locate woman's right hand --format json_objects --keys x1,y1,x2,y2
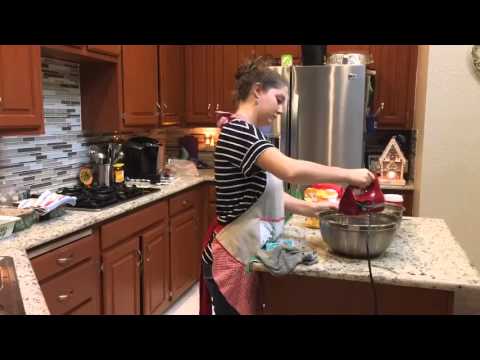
[{"x1": 346, "y1": 168, "x2": 375, "y2": 188}]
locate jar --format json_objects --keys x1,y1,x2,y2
[
  {"x1": 113, "y1": 163, "x2": 125, "y2": 184},
  {"x1": 384, "y1": 194, "x2": 404, "y2": 207}
]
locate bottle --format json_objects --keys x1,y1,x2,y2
[{"x1": 113, "y1": 163, "x2": 125, "y2": 184}]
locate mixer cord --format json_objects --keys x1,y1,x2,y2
[{"x1": 365, "y1": 235, "x2": 379, "y2": 315}]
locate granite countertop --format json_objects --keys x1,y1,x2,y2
[
  {"x1": 253, "y1": 214, "x2": 480, "y2": 314},
  {"x1": 0, "y1": 169, "x2": 215, "y2": 315},
  {"x1": 0, "y1": 168, "x2": 474, "y2": 314}
]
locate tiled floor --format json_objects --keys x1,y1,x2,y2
[{"x1": 163, "y1": 282, "x2": 200, "y2": 315}]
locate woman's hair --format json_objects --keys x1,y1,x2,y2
[{"x1": 233, "y1": 56, "x2": 289, "y2": 103}]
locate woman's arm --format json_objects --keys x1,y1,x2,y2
[
  {"x1": 257, "y1": 147, "x2": 374, "y2": 188},
  {"x1": 284, "y1": 192, "x2": 337, "y2": 217}
]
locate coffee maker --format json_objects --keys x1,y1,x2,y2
[{"x1": 124, "y1": 137, "x2": 164, "y2": 182}]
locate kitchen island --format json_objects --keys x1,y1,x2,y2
[
  {"x1": 1, "y1": 169, "x2": 479, "y2": 315},
  {"x1": 253, "y1": 215, "x2": 480, "y2": 315}
]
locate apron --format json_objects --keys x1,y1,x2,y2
[{"x1": 211, "y1": 172, "x2": 285, "y2": 315}]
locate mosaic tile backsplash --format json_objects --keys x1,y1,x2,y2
[{"x1": 0, "y1": 58, "x2": 89, "y2": 199}]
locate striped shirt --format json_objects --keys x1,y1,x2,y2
[{"x1": 201, "y1": 119, "x2": 275, "y2": 264}]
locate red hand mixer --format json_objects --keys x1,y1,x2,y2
[{"x1": 338, "y1": 177, "x2": 385, "y2": 216}]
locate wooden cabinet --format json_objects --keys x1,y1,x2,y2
[
  {"x1": 87, "y1": 45, "x2": 121, "y2": 57},
  {"x1": 142, "y1": 219, "x2": 170, "y2": 315},
  {"x1": 185, "y1": 45, "x2": 216, "y2": 125},
  {"x1": 207, "y1": 183, "x2": 216, "y2": 226},
  {"x1": 170, "y1": 207, "x2": 199, "y2": 301},
  {"x1": 158, "y1": 45, "x2": 185, "y2": 126},
  {"x1": 30, "y1": 230, "x2": 101, "y2": 315},
  {"x1": 0, "y1": 45, "x2": 44, "y2": 135},
  {"x1": 121, "y1": 45, "x2": 159, "y2": 128},
  {"x1": 327, "y1": 45, "x2": 372, "y2": 55},
  {"x1": 102, "y1": 236, "x2": 141, "y2": 315},
  {"x1": 185, "y1": 45, "x2": 269, "y2": 125},
  {"x1": 372, "y1": 45, "x2": 417, "y2": 128}
]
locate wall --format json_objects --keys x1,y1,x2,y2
[
  {"x1": 414, "y1": 45, "x2": 480, "y2": 269},
  {"x1": 0, "y1": 58, "x2": 89, "y2": 201}
]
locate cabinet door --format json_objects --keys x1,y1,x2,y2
[
  {"x1": 121, "y1": 45, "x2": 159, "y2": 127},
  {"x1": 215, "y1": 45, "x2": 265, "y2": 114},
  {"x1": 142, "y1": 219, "x2": 170, "y2": 315},
  {"x1": 373, "y1": 45, "x2": 417, "y2": 128},
  {"x1": 102, "y1": 236, "x2": 141, "y2": 315},
  {"x1": 0, "y1": 45, "x2": 43, "y2": 133},
  {"x1": 87, "y1": 45, "x2": 121, "y2": 57},
  {"x1": 170, "y1": 208, "x2": 200, "y2": 300},
  {"x1": 158, "y1": 45, "x2": 185, "y2": 126},
  {"x1": 185, "y1": 45, "x2": 215, "y2": 124}
]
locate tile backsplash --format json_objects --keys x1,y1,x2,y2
[{"x1": 0, "y1": 57, "x2": 89, "y2": 199}]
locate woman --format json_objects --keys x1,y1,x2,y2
[{"x1": 200, "y1": 57, "x2": 374, "y2": 315}]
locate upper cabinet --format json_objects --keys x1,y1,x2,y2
[
  {"x1": 371, "y1": 45, "x2": 418, "y2": 129},
  {"x1": 184, "y1": 45, "x2": 268, "y2": 126},
  {"x1": 0, "y1": 45, "x2": 44, "y2": 135},
  {"x1": 158, "y1": 45, "x2": 185, "y2": 126},
  {"x1": 121, "y1": 45, "x2": 159, "y2": 128},
  {"x1": 87, "y1": 45, "x2": 121, "y2": 57},
  {"x1": 185, "y1": 45, "x2": 216, "y2": 125}
]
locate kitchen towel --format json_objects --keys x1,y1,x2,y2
[{"x1": 247, "y1": 242, "x2": 318, "y2": 276}]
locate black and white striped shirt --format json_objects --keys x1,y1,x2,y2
[{"x1": 201, "y1": 119, "x2": 274, "y2": 264}]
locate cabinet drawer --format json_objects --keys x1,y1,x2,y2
[
  {"x1": 31, "y1": 231, "x2": 99, "y2": 283},
  {"x1": 101, "y1": 200, "x2": 168, "y2": 250},
  {"x1": 169, "y1": 189, "x2": 198, "y2": 216},
  {"x1": 40, "y1": 259, "x2": 100, "y2": 315},
  {"x1": 66, "y1": 298, "x2": 97, "y2": 315},
  {"x1": 208, "y1": 185, "x2": 216, "y2": 203}
]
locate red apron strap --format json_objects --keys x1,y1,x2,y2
[{"x1": 199, "y1": 218, "x2": 220, "y2": 315}]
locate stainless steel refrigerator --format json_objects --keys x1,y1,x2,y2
[{"x1": 264, "y1": 65, "x2": 368, "y2": 172}]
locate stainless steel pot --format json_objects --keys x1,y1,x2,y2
[
  {"x1": 319, "y1": 212, "x2": 399, "y2": 258},
  {"x1": 328, "y1": 53, "x2": 373, "y2": 65}
]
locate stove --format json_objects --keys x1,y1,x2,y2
[
  {"x1": 57, "y1": 184, "x2": 161, "y2": 211},
  {"x1": 0, "y1": 257, "x2": 25, "y2": 315}
]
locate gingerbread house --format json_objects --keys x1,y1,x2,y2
[{"x1": 378, "y1": 137, "x2": 407, "y2": 186}]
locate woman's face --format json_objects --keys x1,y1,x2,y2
[{"x1": 256, "y1": 86, "x2": 288, "y2": 127}]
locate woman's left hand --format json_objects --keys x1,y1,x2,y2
[{"x1": 303, "y1": 200, "x2": 338, "y2": 217}]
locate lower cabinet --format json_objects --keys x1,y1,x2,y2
[
  {"x1": 142, "y1": 218, "x2": 170, "y2": 315},
  {"x1": 102, "y1": 236, "x2": 141, "y2": 315},
  {"x1": 30, "y1": 230, "x2": 101, "y2": 315},
  {"x1": 170, "y1": 207, "x2": 199, "y2": 301},
  {"x1": 30, "y1": 185, "x2": 203, "y2": 315}
]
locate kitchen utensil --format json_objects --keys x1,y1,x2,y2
[
  {"x1": 97, "y1": 152, "x2": 105, "y2": 165},
  {"x1": 338, "y1": 177, "x2": 385, "y2": 216},
  {"x1": 97, "y1": 164, "x2": 113, "y2": 187},
  {"x1": 319, "y1": 212, "x2": 399, "y2": 258}
]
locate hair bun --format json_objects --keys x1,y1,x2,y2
[{"x1": 234, "y1": 56, "x2": 272, "y2": 81}]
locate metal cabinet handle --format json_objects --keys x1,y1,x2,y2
[
  {"x1": 0, "y1": 97, "x2": 2, "y2": 104},
  {"x1": 136, "y1": 249, "x2": 143, "y2": 267},
  {"x1": 215, "y1": 104, "x2": 219, "y2": 111},
  {"x1": 373, "y1": 102, "x2": 385, "y2": 117},
  {"x1": 56, "y1": 255, "x2": 73, "y2": 266},
  {"x1": 163, "y1": 103, "x2": 168, "y2": 111},
  {"x1": 57, "y1": 291, "x2": 73, "y2": 303},
  {"x1": 207, "y1": 103, "x2": 211, "y2": 111},
  {"x1": 182, "y1": 200, "x2": 189, "y2": 206},
  {"x1": 156, "y1": 102, "x2": 161, "y2": 110}
]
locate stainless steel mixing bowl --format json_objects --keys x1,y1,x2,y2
[{"x1": 319, "y1": 212, "x2": 400, "y2": 258}]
